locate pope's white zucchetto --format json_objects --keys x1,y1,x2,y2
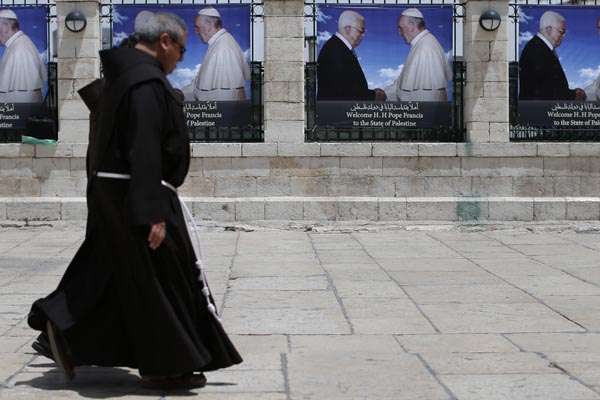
[
  {"x1": 198, "y1": 7, "x2": 221, "y2": 18},
  {"x1": 0, "y1": 9, "x2": 18, "y2": 20},
  {"x1": 402, "y1": 8, "x2": 424, "y2": 19}
]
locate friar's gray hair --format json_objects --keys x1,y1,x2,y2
[
  {"x1": 198, "y1": 14, "x2": 223, "y2": 30},
  {"x1": 539, "y1": 10, "x2": 565, "y2": 32},
  {"x1": 134, "y1": 11, "x2": 187, "y2": 44},
  {"x1": 337, "y1": 10, "x2": 364, "y2": 33}
]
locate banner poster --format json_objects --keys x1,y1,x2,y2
[
  {"x1": 0, "y1": 6, "x2": 49, "y2": 132},
  {"x1": 315, "y1": 5, "x2": 453, "y2": 130},
  {"x1": 518, "y1": 6, "x2": 600, "y2": 128},
  {"x1": 113, "y1": 5, "x2": 252, "y2": 130}
]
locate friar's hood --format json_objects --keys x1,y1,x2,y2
[{"x1": 100, "y1": 47, "x2": 163, "y2": 83}]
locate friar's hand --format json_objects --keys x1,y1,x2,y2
[
  {"x1": 374, "y1": 89, "x2": 387, "y2": 101},
  {"x1": 148, "y1": 221, "x2": 166, "y2": 250},
  {"x1": 575, "y1": 88, "x2": 587, "y2": 101}
]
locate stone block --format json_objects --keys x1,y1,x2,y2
[
  {"x1": 383, "y1": 157, "x2": 460, "y2": 177},
  {"x1": 337, "y1": 198, "x2": 378, "y2": 221},
  {"x1": 187, "y1": 158, "x2": 203, "y2": 177},
  {"x1": 395, "y1": 177, "x2": 426, "y2": 197},
  {"x1": 264, "y1": 61, "x2": 304, "y2": 82},
  {"x1": 489, "y1": 123, "x2": 510, "y2": 143},
  {"x1": 513, "y1": 177, "x2": 554, "y2": 197},
  {"x1": 58, "y1": 58, "x2": 99, "y2": 80},
  {"x1": 458, "y1": 143, "x2": 536, "y2": 157},
  {"x1": 0, "y1": 177, "x2": 40, "y2": 196},
  {"x1": 467, "y1": 61, "x2": 508, "y2": 83},
  {"x1": 58, "y1": 119, "x2": 90, "y2": 143},
  {"x1": 303, "y1": 199, "x2": 337, "y2": 220},
  {"x1": 570, "y1": 143, "x2": 600, "y2": 157},
  {"x1": 264, "y1": 120, "x2": 305, "y2": 143},
  {"x1": 537, "y1": 143, "x2": 570, "y2": 157},
  {"x1": 378, "y1": 199, "x2": 407, "y2": 221},
  {"x1": 464, "y1": 81, "x2": 485, "y2": 99},
  {"x1": 372, "y1": 143, "x2": 418, "y2": 157},
  {"x1": 418, "y1": 143, "x2": 457, "y2": 157},
  {"x1": 465, "y1": 40, "x2": 491, "y2": 62},
  {"x1": 534, "y1": 199, "x2": 566, "y2": 221},
  {"x1": 270, "y1": 157, "x2": 339, "y2": 177},
  {"x1": 340, "y1": 157, "x2": 383, "y2": 176},
  {"x1": 321, "y1": 143, "x2": 372, "y2": 157},
  {"x1": 290, "y1": 177, "x2": 329, "y2": 196},
  {"x1": 456, "y1": 199, "x2": 489, "y2": 222},
  {"x1": 58, "y1": 38, "x2": 100, "y2": 58},
  {"x1": 192, "y1": 143, "x2": 241, "y2": 157},
  {"x1": 203, "y1": 158, "x2": 233, "y2": 177},
  {"x1": 236, "y1": 199, "x2": 266, "y2": 221},
  {"x1": 466, "y1": 125, "x2": 490, "y2": 143},
  {"x1": 471, "y1": 177, "x2": 513, "y2": 196},
  {"x1": 554, "y1": 176, "x2": 581, "y2": 197},
  {"x1": 58, "y1": 99, "x2": 89, "y2": 121},
  {"x1": 0, "y1": 201, "x2": 6, "y2": 219},
  {"x1": 580, "y1": 177, "x2": 600, "y2": 196},
  {"x1": 488, "y1": 198, "x2": 534, "y2": 221},
  {"x1": 69, "y1": 157, "x2": 86, "y2": 178},
  {"x1": 35, "y1": 143, "x2": 73, "y2": 158},
  {"x1": 6, "y1": 200, "x2": 60, "y2": 221},
  {"x1": 462, "y1": 157, "x2": 543, "y2": 177},
  {"x1": 61, "y1": 199, "x2": 87, "y2": 220},
  {"x1": 277, "y1": 143, "x2": 320, "y2": 156},
  {"x1": 256, "y1": 176, "x2": 292, "y2": 196},
  {"x1": 33, "y1": 158, "x2": 71, "y2": 179},
  {"x1": 264, "y1": 16, "x2": 304, "y2": 37},
  {"x1": 566, "y1": 199, "x2": 600, "y2": 220},
  {"x1": 406, "y1": 198, "x2": 458, "y2": 221},
  {"x1": 72, "y1": 143, "x2": 88, "y2": 157},
  {"x1": 231, "y1": 158, "x2": 271, "y2": 177},
  {"x1": 265, "y1": 102, "x2": 304, "y2": 121},
  {"x1": 464, "y1": 18, "x2": 508, "y2": 42},
  {"x1": 40, "y1": 177, "x2": 86, "y2": 196},
  {"x1": 544, "y1": 157, "x2": 599, "y2": 177},
  {"x1": 265, "y1": 0, "x2": 303, "y2": 17},
  {"x1": 193, "y1": 200, "x2": 235, "y2": 221},
  {"x1": 58, "y1": 79, "x2": 76, "y2": 100},
  {"x1": 265, "y1": 199, "x2": 303, "y2": 220},
  {"x1": 0, "y1": 158, "x2": 33, "y2": 178},
  {"x1": 264, "y1": 82, "x2": 291, "y2": 102},
  {"x1": 484, "y1": 82, "x2": 509, "y2": 98},
  {"x1": 214, "y1": 177, "x2": 257, "y2": 197},
  {"x1": 178, "y1": 177, "x2": 215, "y2": 196},
  {"x1": 0, "y1": 144, "x2": 34, "y2": 158},
  {"x1": 465, "y1": 97, "x2": 509, "y2": 123},
  {"x1": 423, "y1": 177, "x2": 472, "y2": 196},
  {"x1": 266, "y1": 38, "x2": 304, "y2": 62},
  {"x1": 328, "y1": 177, "x2": 395, "y2": 197}
]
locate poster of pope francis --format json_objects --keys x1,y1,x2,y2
[
  {"x1": 315, "y1": 5, "x2": 453, "y2": 129},
  {"x1": 0, "y1": 7, "x2": 48, "y2": 104}
]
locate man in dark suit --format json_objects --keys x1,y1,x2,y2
[
  {"x1": 519, "y1": 10, "x2": 586, "y2": 101},
  {"x1": 317, "y1": 10, "x2": 386, "y2": 101}
]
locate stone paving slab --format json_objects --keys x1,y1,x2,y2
[{"x1": 1, "y1": 223, "x2": 600, "y2": 399}]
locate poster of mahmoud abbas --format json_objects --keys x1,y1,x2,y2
[
  {"x1": 112, "y1": 5, "x2": 251, "y2": 129},
  {"x1": 0, "y1": 6, "x2": 48, "y2": 131},
  {"x1": 315, "y1": 5, "x2": 453, "y2": 130},
  {"x1": 518, "y1": 6, "x2": 600, "y2": 128}
]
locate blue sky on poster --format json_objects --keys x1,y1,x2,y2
[
  {"x1": 113, "y1": 5, "x2": 251, "y2": 90},
  {"x1": 519, "y1": 6, "x2": 600, "y2": 90},
  {"x1": 317, "y1": 5, "x2": 453, "y2": 91},
  {"x1": 0, "y1": 6, "x2": 47, "y2": 63}
]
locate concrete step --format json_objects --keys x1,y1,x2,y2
[{"x1": 0, "y1": 196, "x2": 599, "y2": 222}]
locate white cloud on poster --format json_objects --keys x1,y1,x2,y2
[
  {"x1": 573, "y1": 65, "x2": 600, "y2": 89},
  {"x1": 519, "y1": 11, "x2": 534, "y2": 25},
  {"x1": 243, "y1": 48, "x2": 251, "y2": 63},
  {"x1": 316, "y1": 8, "x2": 332, "y2": 24},
  {"x1": 113, "y1": 10, "x2": 129, "y2": 25},
  {"x1": 368, "y1": 64, "x2": 403, "y2": 90},
  {"x1": 317, "y1": 30, "x2": 332, "y2": 45},
  {"x1": 519, "y1": 30, "x2": 533, "y2": 46},
  {"x1": 113, "y1": 31, "x2": 129, "y2": 46},
  {"x1": 169, "y1": 63, "x2": 201, "y2": 89}
]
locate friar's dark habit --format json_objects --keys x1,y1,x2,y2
[{"x1": 28, "y1": 47, "x2": 242, "y2": 376}]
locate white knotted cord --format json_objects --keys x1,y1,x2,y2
[{"x1": 96, "y1": 172, "x2": 221, "y2": 323}]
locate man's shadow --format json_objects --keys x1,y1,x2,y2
[{"x1": 12, "y1": 360, "x2": 236, "y2": 399}]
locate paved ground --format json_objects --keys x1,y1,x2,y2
[{"x1": 2, "y1": 221, "x2": 600, "y2": 399}]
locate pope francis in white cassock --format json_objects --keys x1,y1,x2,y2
[
  {"x1": 385, "y1": 8, "x2": 452, "y2": 102},
  {"x1": 0, "y1": 9, "x2": 46, "y2": 103},
  {"x1": 184, "y1": 7, "x2": 250, "y2": 101}
]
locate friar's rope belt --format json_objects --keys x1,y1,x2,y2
[{"x1": 95, "y1": 171, "x2": 221, "y2": 323}]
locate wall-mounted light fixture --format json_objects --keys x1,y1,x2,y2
[
  {"x1": 65, "y1": 11, "x2": 87, "y2": 33},
  {"x1": 479, "y1": 9, "x2": 501, "y2": 32}
]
